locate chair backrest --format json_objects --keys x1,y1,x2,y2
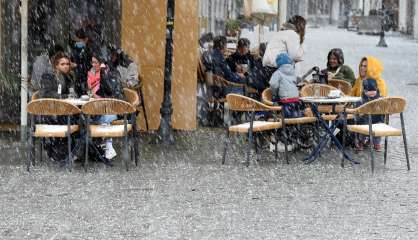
[
  {"x1": 123, "y1": 88, "x2": 139, "y2": 107},
  {"x1": 226, "y1": 93, "x2": 276, "y2": 112},
  {"x1": 328, "y1": 79, "x2": 352, "y2": 96},
  {"x1": 300, "y1": 83, "x2": 339, "y2": 97},
  {"x1": 355, "y1": 97, "x2": 406, "y2": 115},
  {"x1": 81, "y1": 99, "x2": 136, "y2": 115},
  {"x1": 261, "y1": 88, "x2": 274, "y2": 106},
  {"x1": 31, "y1": 91, "x2": 40, "y2": 101},
  {"x1": 27, "y1": 99, "x2": 81, "y2": 116}
]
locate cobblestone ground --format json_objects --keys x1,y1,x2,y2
[{"x1": 1, "y1": 27, "x2": 418, "y2": 239}]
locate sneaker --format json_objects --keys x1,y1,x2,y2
[
  {"x1": 374, "y1": 143, "x2": 382, "y2": 152},
  {"x1": 105, "y1": 146, "x2": 117, "y2": 160},
  {"x1": 354, "y1": 143, "x2": 364, "y2": 152},
  {"x1": 269, "y1": 142, "x2": 293, "y2": 153}
]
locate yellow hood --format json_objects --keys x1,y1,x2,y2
[{"x1": 352, "y1": 56, "x2": 387, "y2": 97}]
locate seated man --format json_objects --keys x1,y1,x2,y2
[
  {"x1": 211, "y1": 36, "x2": 247, "y2": 95},
  {"x1": 226, "y1": 38, "x2": 254, "y2": 74}
]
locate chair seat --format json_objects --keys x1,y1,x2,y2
[
  {"x1": 347, "y1": 123, "x2": 402, "y2": 137},
  {"x1": 284, "y1": 117, "x2": 317, "y2": 125},
  {"x1": 229, "y1": 121, "x2": 281, "y2": 133},
  {"x1": 321, "y1": 114, "x2": 355, "y2": 121},
  {"x1": 34, "y1": 124, "x2": 79, "y2": 137},
  {"x1": 89, "y1": 124, "x2": 133, "y2": 137}
]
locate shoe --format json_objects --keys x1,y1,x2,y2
[
  {"x1": 105, "y1": 146, "x2": 117, "y2": 160},
  {"x1": 374, "y1": 143, "x2": 382, "y2": 152},
  {"x1": 354, "y1": 143, "x2": 364, "y2": 152},
  {"x1": 269, "y1": 142, "x2": 293, "y2": 153}
]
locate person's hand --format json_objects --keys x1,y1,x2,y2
[
  {"x1": 237, "y1": 72, "x2": 245, "y2": 78},
  {"x1": 365, "y1": 91, "x2": 377, "y2": 97},
  {"x1": 100, "y1": 63, "x2": 106, "y2": 69},
  {"x1": 71, "y1": 62, "x2": 77, "y2": 68},
  {"x1": 236, "y1": 64, "x2": 244, "y2": 74}
]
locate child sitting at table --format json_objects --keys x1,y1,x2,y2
[{"x1": 269, "y1": 53, "x2": 304, "y2": 118}]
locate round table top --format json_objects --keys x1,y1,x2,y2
[{"x1": 300, "y1": 96, "x2": 362, "y2": 104}]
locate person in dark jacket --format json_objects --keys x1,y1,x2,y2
[
  {"x1": 226, "y1": 38, "x2": 255, "y2": 73},
  {"x1": 38, "y1": 53, "x2": 77, "y2": 162},
  {"x1": 211, "y1": 36, "x2": 246, "y2": 95},
  {"x1": 325, "y1": 48, "x2": 356, "y2": 85},
  {"x1": 87, "y1": 50, "x2": 124, "y2": 160},
  {"x1": 39, "y1": 52, "x2": 75, "y2": 99},
  {"x1": 70, "y1": 28, "x2": 92, "y2": 96}
]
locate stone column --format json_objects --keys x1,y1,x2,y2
[
  {"x1": 330, "y1": 0, "x2": 341, "y2": 24},
  {"x1": 414, "y1": 0, "x2": 418, "y2": 39},
  {"x1": 0, "y1": 0, "x2": 3, "y2": 72},
  {"x1": 278, "y1": 0, "x2": 288, "y2": 27},
  {"x1": 398, "y1": 0, "x2": 407, "y2": 32}
]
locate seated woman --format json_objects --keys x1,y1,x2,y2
[
  {"x1": 39, "y1": 52, "x2": 77, "y2": 162},
  {"x1": 87, "y1": 51, "x2": 124, "y2": 160},
  {"x1": 352, "y1": 56, "x2": 387, "y2": 152},
  {"x1": 325, "y1": 48, "x2": 356, "y2": 85}
]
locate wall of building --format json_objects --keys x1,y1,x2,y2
[
  {"x1": 414, "y1": 0, "x2": 418, "y2": 38},
  {"x1": 122, "y1": 0, "x2": 198, "y2": 131}
]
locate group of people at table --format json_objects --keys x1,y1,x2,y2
[
  {"x1": 30, "y1": 28, "x2": 140, "y2": 163},
  {"x1": 203, "y1": 15, "x2": 387, "y2": 153}
]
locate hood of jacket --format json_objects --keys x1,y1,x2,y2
[{"x1": 352, "y1": 56, "x2": 387, "y2": 97}]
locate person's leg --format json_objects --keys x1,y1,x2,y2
[{"x1": 98, "y1": 115, "x2": 118, "y2": 159}]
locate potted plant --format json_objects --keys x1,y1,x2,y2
[{"x1": 225, "y1": 19, "x2": 241, "y2": 37}]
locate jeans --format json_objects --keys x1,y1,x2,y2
[{"x1": 97, "y1": 115, "x2": 118, "y2": 125}]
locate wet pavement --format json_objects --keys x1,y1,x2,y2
[{"x1": 1, "y1": 27, "x2": 418, "y2": 239}]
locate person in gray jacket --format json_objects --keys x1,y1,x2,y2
[
  {"x1": 109, "y1": 46, "x2": 139, "y2": 88},
  {"x1": 269, "y1": 53, "x2": 303, "y2": 118}
]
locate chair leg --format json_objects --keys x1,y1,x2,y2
[
  {"x1": 84, "y1": 116, "x2": 90, "y2": 172},
  {"x1": 274, "y1": 132, "x2": 278, "y2": 161},
  {"x1": 221, "y1": 129, "x2": 229, "y2": 165},
  {"x1": 123, "y1": 116, "x2": 129, "y2": 171},
  {"x1": 341, "y1": 112, "x2": 347, "y2": 168},
  {"x1": 400, "y1": 113, "x2": 410, "y2": 170},
  {"x1": 139, "y1": 87, "x2": 149, "y2": 131},
  {"x1": 383, "y1": 136, "x2": 388, "y2": 166},
  {"x1": 38, "y1": 138, "x2": 43, "y2": 163},
  {"x1": 368, "y1": 116, "x2": 375, "y2": 173},
  {"x1": 27, "y1": 135, "x2": 33, "y2": 172},
  {"x1": 246, "y1": 112, "x2": 255, "y2": 167},
  {"x1": 67, "y1": 117, "x2": 72, "y2": 171}
]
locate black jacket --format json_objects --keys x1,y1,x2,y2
[
  {"x1": 226, "y1": 51, "x2": 255, "y2": 73},
  {"x1": 71, "y1": 46, "x2": 92, "y2": 95},
  {"x1": 94, "y1": 67, "x2": 124, "y2": 100},
  {"x1": 211, "y1": 49, "x2": 245, "y2": 84},
  {"x1": 39, "y1": 72, "x2": 73, "y2": 99}
]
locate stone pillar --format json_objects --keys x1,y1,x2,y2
[
  {"x1": 278, "y1": 0, "x2": 288, "y2": 27},
  {"x1": 364, "y1": 0, "x2": 371, "y2": 16},
  {"x1": 414, "y1": 0, "x2": 418, "y2": 39},
  {"x1": 330, "y1": 0, "x2": 341, "y2": 24},
  {"x1": 0, "y1": 0, "x2": 3, "y2": 72},
  {"x1": 398, "y1": 0, "x2": 408, "y2": 33}
]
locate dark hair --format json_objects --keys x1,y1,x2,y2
[
  {"x1": 199, "y1": 32, "x2": 214, "y2": 47},
  {"x1": 213, "y1": 36, "x2": 227, "y2": 50},
  {"x1": 259, "y1": 43, "x2": 267, "y2": 57},
  {"x1": 327, "y1": 48, "x2": 344, "y2": 69},
  {"x1": 75, "y1": 28, "x2": 87, "y2": 39},
  {"x1": 237, "y1": 38, "x2": 250, "y2": 48},
  {"x1": 52, "y1": 52, "x2": 70, "y2": 69},
  {"x1": 48, "y1": 44, "x2": 64, "y2": 59},
  {"x1": 288, "y1": 15, "x2": 306, "y2": 44}
]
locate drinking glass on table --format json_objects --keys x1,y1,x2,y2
[{"x1": 68, "y1": 87, "x2": 76, "y2": 99}]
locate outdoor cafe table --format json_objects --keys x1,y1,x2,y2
[{"x1": 300, "y1": 96, "x2": 362, "y2": 165}]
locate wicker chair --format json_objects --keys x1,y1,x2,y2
[
  {"x1": 346, "y1": 97, "x2": 410, "y2": 172},
  {"x1": 328, "y1": 79, "x2": 352, "y2": 96},
  {"x1": 222, "y1": 94, "x2": 282, "y2": 166},
  {"x1": 261, "y1": 88, "x2": 317, "y2": 162},
  {"x1": 27, "y1": 99, "x2": 81, "y2": 171},
  {"x1": 31, "y1": 91, "x2": 40, "y2": 101},
  {"x1": 81, "y1": 99, "x2": 137, "y2": 171}
]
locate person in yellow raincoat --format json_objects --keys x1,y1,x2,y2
[{"x1": 352, "y1": 56, "x2": 387, "y2": 152}]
